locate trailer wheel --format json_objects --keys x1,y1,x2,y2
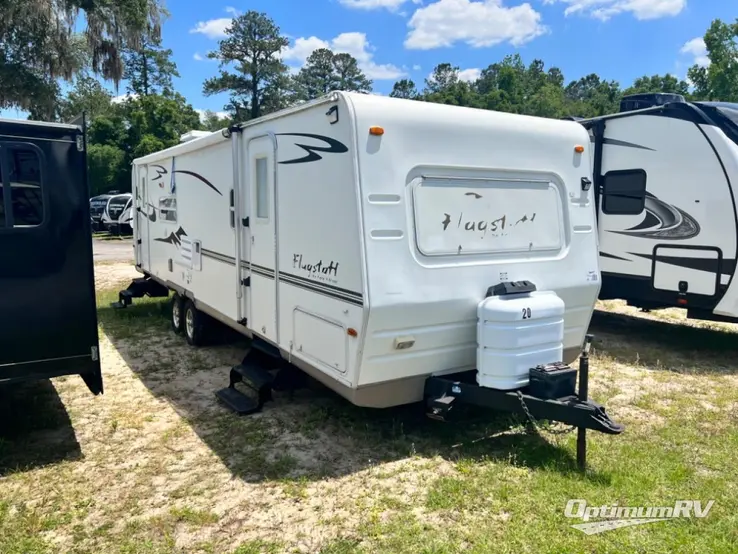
[
  {"x1": 170, "y1": 293, "x2": 184, "y2": 334},
  {"x1": 183, "y1": 299, "x2": 206, "y2": 347}
]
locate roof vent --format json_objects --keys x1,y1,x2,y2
[{"x1": 180, "y1": 130, "x2": 212, "y2": 143}]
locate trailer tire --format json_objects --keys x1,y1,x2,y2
[
  {"x1": 170, "y1": 293, "x2": 184, "y2": 335},
  {"x1": 183, "y1": 299, "x2": 206, "y2": 347}
]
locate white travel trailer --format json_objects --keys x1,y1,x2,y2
[
  {"x1": 115, "y1": 92, "x2": 622, "y2": 453},
  {"x1": 580, "y1": 95, "x2": 738, "y2": 322}
]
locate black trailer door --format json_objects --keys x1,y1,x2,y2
[{"x1": 0, "y1": 121, "x2": 102, "y2": 394}]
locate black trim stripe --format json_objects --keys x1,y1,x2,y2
[
  {"x1": 200, "y1": 249, "x2": 363, "y2": 306},
  {"x1": 201, "y1": 248, "x2": 236, "y2": 266},
  {"x1": 251, "y1": 263, "x2": 276, "y2": 279},
  {"x1": 279, "y1": 272, "x2": 363, "y2": 306}
]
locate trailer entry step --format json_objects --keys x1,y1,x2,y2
[
  {"x1": 214, "y1": 387, "x2": 262, "y2": 415},
  {"x1": 233, "y1": 363, "x2": 275, "y2": 392}
]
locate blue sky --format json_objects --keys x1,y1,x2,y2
[{"x1": 2, "y1": 0, "x2": 733, "y2": 120}]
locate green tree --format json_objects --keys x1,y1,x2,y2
[
  {"x1": 87, "y1": 143, "x2": 127, "y2": 196},
  {"x1": 390, "y1": 79, "x2": 418, "y2": 99},
  {"x1": 0, "y1": 0, "x2": 165, "y2": 117},
  {"x1": 56, "y1": 75, "x2": 113, "y2": 123},
  {"x1": 294, "y1": 48, "x2": 372, "y2": 100},
  {"x1": 203, "y1": 11, "x2": 290, "y2": 120},
  {"x1": 123, "y1": 36, "x2": 179, "y2": 97},
  {"x1": 475, "y1": 55, "x2": 528, "y2": 113},
  {"x1": 688, "y1": 19, "x2": 738, "y2": 101},
  {"x1": 294, "y1": 48, "x2": 336, "y2": 99},
  {"x1": 333, "y1": 53, "x2": 371, "y2": 93},
  {"x1": 201, "y1": 110, "x2": 232, "y2": 132},
  {"x1": 623, "y1": 74, "x2": 690, "y2": 97},
  {"x1": 424, "y1": 63, "x2": 459, "y2": 95},
  {"x1": 564, "y1": 74, "x2": 621, "y2": 117}
]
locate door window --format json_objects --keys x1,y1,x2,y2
[
  {"x1": 255, "y1": 157, "x2": 269, "y2": 219},
  {"x1": 0, "y1": 146, "x2": 44, "y2": 228}
]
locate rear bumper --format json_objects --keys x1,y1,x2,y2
[{"x1": 0, "y1": 355, "x2": 103, "y2": 395}]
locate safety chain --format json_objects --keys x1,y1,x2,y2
[{"x1": 515, "y1": 390, "x2": 577, "y2": 436}]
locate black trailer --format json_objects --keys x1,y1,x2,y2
[{"x1": 0, "y1": 117, "x2": 102, "y2": 394}]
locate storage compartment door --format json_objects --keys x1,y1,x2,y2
[
  {"x1": 293, "y1": 309, "x2": 347, "y2": 374},
  {"x1": 652, "y1": 246, "x2": 720, "y2": 297}
]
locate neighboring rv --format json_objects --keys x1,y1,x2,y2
[
  {"x1": 0, "y1": 116, "x2": 103, "y2": 395},
  {"x1": 580, "y1": 94, "x2": 738, "y2": 322},
  {"x1": 114, "y1": 92, "x2": 623, "y2": 448},
  {"x1": 90, "y1": 193, "x2": 113, "y2": 232},
  {"x1": 102, "y1": 192, "x2": 133, "y2": 235}
]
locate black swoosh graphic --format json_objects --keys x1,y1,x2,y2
[
  {"x1": 151, "y1": 164, "x2": 167, "y2": 181},
  {"x1": 154, "y1": 226, "x2": 187, "y2": 246},
  {"x1": 276, "y1": 133, "x2": 348, "y2": 165},
  {"x1": 611, "y1": 194, "x2": 700, "y2": 240},
  {"x1": 601, "y1": 252, "x2": 631, "y2": 261},
  {"x1": 173, "y1": 170, "x2": 222, "y2": 196}
]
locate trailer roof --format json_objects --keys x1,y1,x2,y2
[
  {"x1": 0, "y1": 117, "x2": 80, "y2": 131},
  {"x1": 134, "y1": 91, "x2": 589, "y2": 164}
]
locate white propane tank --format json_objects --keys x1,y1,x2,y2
[{"x1": 477, "y1": 290, "x2": 565, "y2": 390}]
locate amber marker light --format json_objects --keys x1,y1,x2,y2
[
  {"x1": 369, "y1": 126, "x2": 384, "y2": 136},
  {"x1": 347, "y1": 328, "x2": 358, "y2": 337},
  {"x1": 574, "y1": 145, "x2": 585, "y2": 153}
]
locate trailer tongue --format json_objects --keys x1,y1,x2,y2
[{"x1": 425, "y1": 333, "x2": 623, "y2": 471}]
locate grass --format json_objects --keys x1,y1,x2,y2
[{"x1": 1, "y1": 279, "x2": 738, "y2": 552}]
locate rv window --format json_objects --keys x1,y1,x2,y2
[
  {"x1": 159, "y1": 196, "x2": 177, "y2": 222},
  {"x1": 7, "y1": 148, "x2": 44, "y2": 227},
  {"x1": 601, "y1": 169, "x2": 647, "y2": 215},
  {"x1": 256, "y1": 157, "x2": 268, "y2": 219}
]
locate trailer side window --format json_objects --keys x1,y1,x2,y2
[
  {"x1": 256, "y1": 157, "x2": 268, "y2": 219},
  {"x1": 6, "y1": 148, "x2": 44, "y2": 228},
  {"x1": 159, "y1": 196, "x2": 177, "y2": 222},
  {"x1": 601, "y1": 169, "x2": 647, "y2": 215}
]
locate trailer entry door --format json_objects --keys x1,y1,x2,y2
[{"x1": 245, "y1": 136, "x2": 278, "y2": 342}]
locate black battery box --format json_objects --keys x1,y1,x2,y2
[{"x1": 528, "y1": 362, "x2": 577, "y2": 400}]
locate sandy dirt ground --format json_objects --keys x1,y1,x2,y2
[{"x1": 1, "y1": 257, "x2": 737, "y2": 553}]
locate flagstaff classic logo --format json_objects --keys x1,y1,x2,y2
[{"x1": 564, "y1": 499, "x2": 715, "y2": 535}]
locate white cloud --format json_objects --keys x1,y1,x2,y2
[
  {"x1": 112, "y1": 93, "x2": 138, "y2": 104},
  {"x1": 338, "y1": 0, "x2": 421, "y2": 10},
  {"x1": 281, "y1": 32, "x2": 406, "y2": 80},
  {"x1": 543, "y1": 0, "x2": 685, "y2": 21},
  {"x1": 190, "y1": 17, "x2": 232, "y2": 38},
  {"x1": 405, "y1": 0, "x2": 547, "y2": 50},
  {"x1": 458, "y1": 68, "x2": 481, "y2": 82},
  {"x1": 189, "y1": 7, "x2": 237, "y2": 39},
  {"x1": 412, "y1": 64, "x2": 422, "y2": 71},
  {"x1": 193, "y1": 52, "x2": 204, "y2": 61},
  {"x1": 680, "y1": 37, "x2": 709, "y2": 67}
]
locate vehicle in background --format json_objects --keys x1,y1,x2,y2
[
  {"x1": 579, "y1": 93, "x2": 738, "y2": 323},
  {"x1": 102, "y1": 192, "x2": 133, "y2": 236},
  {"x1": 90, "y1": 192, "x2": 115, "y2": 232}
]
